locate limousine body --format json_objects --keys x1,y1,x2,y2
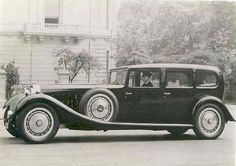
[{"x1": 3, "y1": 64, "x2": 235, "y2": 143}]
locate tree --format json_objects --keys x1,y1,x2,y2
[
  {"x1": 116, "y1": 0, "x2": 236, "y2": 73},
  {"x1": 1, "y1": 60, "x2": 20, "y2": 99},
  {"x1": 116, "y1": 0, "x2": 155, "y2": 66},
  {"x1": 54, "y1": 48, "x2": 99, "y2": 83}
]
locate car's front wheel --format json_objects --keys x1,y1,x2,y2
[
  {"x1": 193, "y1": 103, "x2": 225, "y2": 139},
  {"x1": 16, "y1": 103, "x2": 59, "y2": 144}
]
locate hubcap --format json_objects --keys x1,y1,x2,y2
[
  {"x1": 199, "y1": 107, "x2": 221, "y2": 136},
  {"x1": 86, "y1": 94, "x2": 114, "y2": 121},
  {"x1": 97, "y1": 105, "x2": 104, "y2": 112},
  {"x1": 24, "y1": 107, "x2": 54, "y2": 141}
]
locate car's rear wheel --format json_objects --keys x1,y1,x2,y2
[
  {"x1": 193, "y1": 103, "x2": 225, "y2": 139},
  {"x1": 16, "y1": 103, "x2": 59, "y2": 144},
  {"x1": 79, "y1": 88, "x2": 119, "y2": 122},
  {"x1": 167, "y1": 128, "x2": 188, "y2": 136}
]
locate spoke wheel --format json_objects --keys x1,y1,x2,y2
[
  {"x1": 16, "y1": 103, "x2": 59, "y2": 144},
  {"x1": 193, "y1": 104, "x2": 225, "y2": 139}
]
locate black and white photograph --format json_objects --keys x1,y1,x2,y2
[{"x1": 0, "y1": 0, "x2": 236, "y2": 165}]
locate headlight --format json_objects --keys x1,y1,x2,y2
[
  {"x1": 6, "y1": 109, "x2": 13, "y2": 119},
  {"x1": 4, "y1": 108, "x2": 13, "y2": 129},
  {"x1": 24, "y1": 83, "x2": 41, "y2": 96}
]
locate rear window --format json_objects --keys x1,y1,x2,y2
[{"x1": 196, "y1": 70, "x2": 217, "y2": 87}]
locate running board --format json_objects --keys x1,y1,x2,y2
[
  {"x1": 106, "y1": 122, "x2": 193, "y2": 127},
  {"x1": 68, "y1": 121, "x2": 194, "y2": 130},
  {"x1": 63, "y1": 122, "x2": 193, "y2": 130}
]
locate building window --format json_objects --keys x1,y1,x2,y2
[
  {"x1": 45, "y1": 0, "x2": 60, "y2": 24},
  {"x1": 92, "y1": 0, "x2": 108, "y2": 28},
  {"x1": 45, "y1": 18, "x2": 59, "y2": 24}
]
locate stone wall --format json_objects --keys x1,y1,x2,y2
[
  {"x1": 0, "y1": 69, "x2": 6, "y2": 107},
  {"x1": 0, "y1": 35, "x2": 112, "y2": 85}
]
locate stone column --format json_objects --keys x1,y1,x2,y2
[
  {"x1": 0, "y1": 69, "x2": 6, "y2": 107},
  {"x1": 57, "y1": 70, "x2": 70, "y2": 84}
]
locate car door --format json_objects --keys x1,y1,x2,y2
[
  {"x1": 124, "y1": 68, "x2": 165, "y2": 123},
  {"x1": 162, "y1": 68, "x2": 194, "y2": 123}
]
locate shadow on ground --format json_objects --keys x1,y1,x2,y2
[
  {"x1": 1, "y1": 133, "x2": 201, "y2": 144},
  {"x1": 52, "y1": 134, "x2": 199, "y2": 144}
]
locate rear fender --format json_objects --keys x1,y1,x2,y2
[{"x1": 192, "y1": 96, "x2": 235, "y2": 122}]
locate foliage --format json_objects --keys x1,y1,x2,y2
[
  {"x1": 154, "y1": 49, "x2": 218, "y2": 65},
  {"x1": 116, "y1": 52, "x2": 153, "y2": 66},
  {"x1": 225, "y1": 53, "x2": 236, "y2": 102},
  {"x1": 1, "y1": 60, "x2": 20, "y2": 99},
  {"x1": 116, "y1": 1, "x2": 236, "y2": 77},
  {"x1": 53, "y1": 48, "x2": 99, "y2": 83},
  {"x1": 116, "y1": 1, "x2": 155, "y2": 66}
]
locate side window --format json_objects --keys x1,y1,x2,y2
[
  {"x1": 128, "y1": 70, "x2": 161, "y2": 88},
  {"x1": 128, "y1": 71, "x2": 138, "y2": 87},
  {"x1": 196, "y1": 70, "x2": 217, "y2": 87},
  {"x1": 110, "y1": 70, "x2": 127, "y2": 85},
  {"x1": 166, "y1": 70, "x2": 193, "y2": 88}
]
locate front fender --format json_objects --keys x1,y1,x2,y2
[
  {"x1": 192, "y1": 96, "x2": 235, "y2": 122},
  {"x1": 13, "y1": 93, "x2": 120, "y2": 129},
  {"x1": 16, "y1": 93, "x2": 63, "y2": 112},
  {"x1": 4, "y1": 94, "x2": 25, "y2": 114}
]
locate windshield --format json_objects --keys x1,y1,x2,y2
[{"x1": 109, "y1": 69, "x2": 127, "y2": 85}]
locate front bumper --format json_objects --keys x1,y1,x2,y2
[
  {"x1": 2, "y1": 94, "x2": 26, "y2": 129},
  {"x1": 3, "y1": 106, "x2": 14, "y2": 130}
]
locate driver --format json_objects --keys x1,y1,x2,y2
[{"x1": 141, "y1": 72, "x2": 153, "y2": 87}]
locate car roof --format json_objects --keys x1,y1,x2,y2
[{"x1": 111, "y1": 63, "x2": 220, "y2": 72}]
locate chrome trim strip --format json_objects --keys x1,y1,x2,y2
[
  {"x1": 196, "y1": 86, "x2": 218, "y2": 89},
  {"x1": 165, "y1": 86, "x2": 194, "y2": 89}
]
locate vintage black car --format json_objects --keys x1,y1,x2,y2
[{"x1": 2, "y1": 64, "x2": 235, "y2": 143}]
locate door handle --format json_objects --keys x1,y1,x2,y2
[
  {"x1": 125, "y1": 92, "x2": 133, "y2": 95},
  {"x1": 164, "y1": 92, "x2": 171, "y2": 95}
]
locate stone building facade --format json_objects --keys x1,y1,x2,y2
[{"x1": 0, "y1": 0, "x2": 117, "y2": 88}]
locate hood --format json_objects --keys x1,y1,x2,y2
[{"x1": 41, "y1": 84, "x2": 124, "y2": 93}]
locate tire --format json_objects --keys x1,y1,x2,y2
[
  {"x1": 16, "y1": 103, "x2": 59, "y2": 144},
  {"x1": 193, "y1": 103, "x2": 225, "y2": 139},
  {"x1": 167, "y1": 128, "x2": 188, "y2": 136},
  {"x1": 4, "y1": 110, "x2": 19, "y2": 137},
  {"x1": 79, "y1": 88, "x2": 119, "y2": 122}
]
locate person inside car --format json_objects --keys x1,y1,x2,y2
[{"x1": 141, "y1": 72, "x2": 153, "y2": 87}]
